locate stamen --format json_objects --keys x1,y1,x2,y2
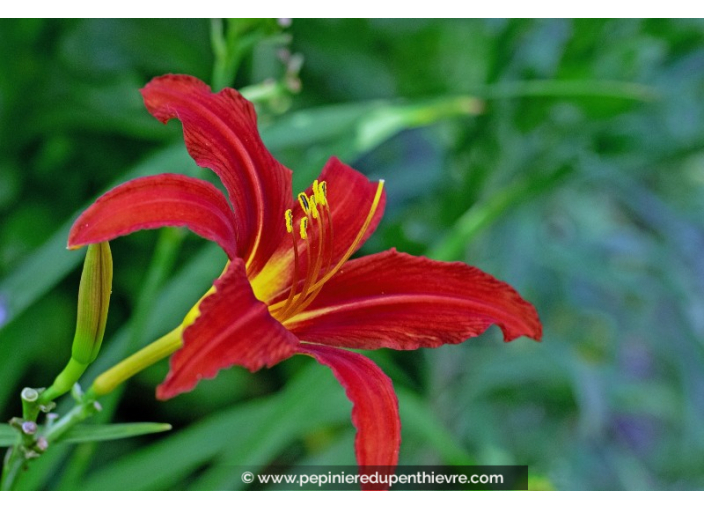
[
  {"x1": 298, "y1": 193, "x2": 310, "y2": 214},
  {"x1": 278, "y1": 217, "x2": 313, "y2": 319},
  {"x1": 285, "y1": 193, "x2": 327, "y2": 318},
  {"x1": 312, "y1": 180, "x2": 322, "y2": 204},
  {"x1": 303, "y1": 179, "x2": 384, "y2": 296},
  {"x1": 276, "y1": 215, "x2": 302, "y2": 317},
  {"x1": 284, "y1": 209, "x2": 293, "y2": 233},
  {"x1": 308, "y1": 195, "x2": 319, "y2": 219},
  {"x1": 285, "y1": 190, "x2": 334, "y2": 317},
  {"x1": 299, "y1": 217, "x2": 308, "y2": 240},
  {"x1": 272, "y1": 179, "x2": 384, "y2": 322},
  {"x1": 314, "y1": 180, "x2": 328, "y2": 207}
]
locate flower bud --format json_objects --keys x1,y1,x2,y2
[
  {"x1": 39, "y1": 242, "x2": 112, "y2": 405},
  {"x1": 72, "y1": 242, "x2": 112, "y2": 364}
]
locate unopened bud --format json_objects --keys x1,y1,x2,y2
[
  {"x1": 72, "y1": 242, "x2": 112, "y2": 364},
  {"x1": 39, "y1": 243, "x2": 112, "y2": 405}
]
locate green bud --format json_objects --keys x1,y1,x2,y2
[
  {"x1": 39, "y1": 242, "x2": 112, "y2": 405},
  {"x1": 72, "y1": 242, "x2": 113, "y2": 364}
]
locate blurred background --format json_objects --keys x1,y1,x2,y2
[{"x1": 1, "y1": 19, "x2": 704, "y2": 490}]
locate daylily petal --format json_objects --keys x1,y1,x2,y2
[
  {"x1": 286, "y1": 249, "x2": 543, "y2": 349},
  {"x1": 298, "y1": 343, "x2": 399, "y2": 489},
  {"x1": 250, "y1": 157, "x2": 386, "y2": 303},
  {"x1": 157, "y1": 258, "x2": 299, "y2": 400},
  {"x1": 68, "y1": 174, "x2": 239, "y2": 259},
  {"x1": 141, "y1": 74, "x2": 292, "y2": 274}
]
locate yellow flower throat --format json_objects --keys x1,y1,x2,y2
[{"x1": 183, "y1": 178, "x2": 384, "y2": 329}]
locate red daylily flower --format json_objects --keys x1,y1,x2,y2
[{"x1": 68, "y1": 75, "x2": 542, "y2": 483}]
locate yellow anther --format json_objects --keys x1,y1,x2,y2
[
  {"x1": 298, "y1": 193, "x2": 310, "y2": 214},
  {"x1": 299, "y1": 217, "x2": 308, "y2": 240},
  {"x1": 285, "y1": 209, "x2": 293, "y2": 233},
  {"x1": 319, "y1": 181, "x2": 328, "y2": 206},
  {"x1": 309, "y1": 195, "x2": 319, "y2": 219}
]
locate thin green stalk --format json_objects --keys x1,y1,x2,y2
[
  {"x1": 44, "y1": 401, "x2": 100, "y2": 444},
  {"x1": 39, "y1": 359, "x2": 88, "y2": 404},
  {"x1": 88, "y1": 326, "x2": 183, "y2": 399},
  {"x1": 211, "y1": 18, "x2": 243, "y2": 91},
  {"x1": 1, "y1": 388, "x2": 49, "y2": 490},
  {"x1": 20, "y1": 388, "x2": 40, "y2": 424}
]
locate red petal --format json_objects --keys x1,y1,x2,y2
[
  {"x1": 286, "y1": 249, "x2": 543, "y2": 349},
  {"x1": 250, "y1": 157, "x2": 386, "y2": 303},
  {"x1": 157, "y1": 258, "x2": 299, "y2": 400},
  {"x1": 141, "y1": 74, "x2": 292, "y2": 274},
  {"x1": 298, "y1": 344, "x2": 400, "y2": 490},
  {"x1": 68, "y1": 174, "x2": 239, "y2": 259}
]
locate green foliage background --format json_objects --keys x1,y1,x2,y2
[{"x1": 1, "y1": 19, "x2": 704, "y2": 490}]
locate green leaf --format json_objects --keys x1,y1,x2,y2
[
  {"x1": 261, "y1": 95, "x2": 483, "y2": 192},
  {"x1": 82, "y1": 364, "x2": 350, "y2": 490},
  {"x1": 397, "y1": 389, "x2": 475, "y2": 466},
  {"x1": 263, "y1": 96, "x2": 482, "y2": 153},
  {"x1": 474, "y1": 79, "x2": 657, "y2": 102},
  {"x1": 61, "y1": 423, "x2": 172, "y2": 444},
  {"x1": 188, "y1": 364, "x2": 351, "y2": 490},
  {"x1": 428, "y1": 164, "x2": 573, "y2": 261},
  {"x1": 0, "y1": 424, "x2": 19, "y2": 446}
]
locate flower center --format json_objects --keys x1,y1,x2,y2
[{"x1": 270, "y1": 179, "x2": 384, "y2": 323}]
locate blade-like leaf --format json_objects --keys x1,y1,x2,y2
[
  {"x1": 428, "y1": 164, "x2": 573, "y2": 261},
  {"x1": 61, "y1": 423, "x2": 172, "y2": 444},
  {"x1": 82, "y1": 365, "x2": 349, "y2": 490},
  {"x1": 0, "y1": 424, "x2": 19, "y2": 447}
]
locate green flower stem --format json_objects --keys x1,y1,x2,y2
[
  {"x1": 1, "y1": 388, "x2": 47, "y2": 491},
  {"x1": 211, "y1": 18, "x2": 243, "y2": 91},
  {"x1": 88, "y1": 326, "x2": 183, "y2": 399},
  {"x1": 211, "y1": 19, "x2": 275, "y2": 91},
  {"x1": 39, "y1": 358, "x2": 88, "y2": 405},
  {"x1": 20, "y1": 388, "x2": 40, "y2": 424},
  {"x1": 44, "y1": 400, "x2": 100, "y2": 444}
]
